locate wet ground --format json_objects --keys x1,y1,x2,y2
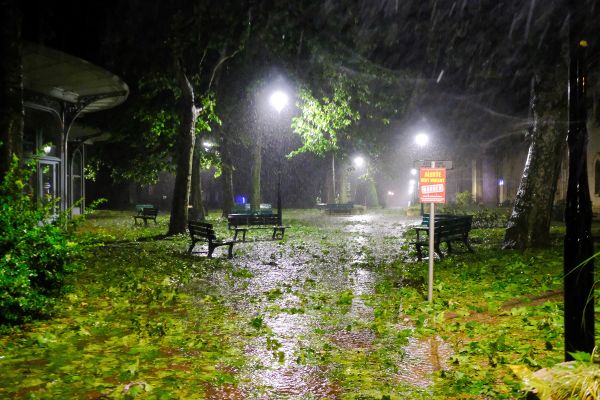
[{"x1": 189, "y1": 209, "x2": 453, "y2": 398}]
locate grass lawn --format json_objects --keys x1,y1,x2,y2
[{"x1": 0, "y1": 209, "x2": 594, "y2": 399}]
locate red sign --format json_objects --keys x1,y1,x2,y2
[{"x1": 420, "y1": 168, "x2": 446, "y2": 203}]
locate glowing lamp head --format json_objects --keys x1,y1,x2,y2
[
  {"x1": 43, "y1": 145, "x2": 52, "y2": 154},
  {"x1": 269, "y1": 90, "x2": 289, "y2": 113},
  {"x1": 414, "y1": 132, "x2": 429, "y2": 147},
  {"x1": 353, "y1": 156, "x2": 365, "y2": 168},
  {"x1": 410, "y1": 168, "x2": 417, "y2": 175}
]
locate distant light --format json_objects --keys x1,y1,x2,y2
[
  {"x1": 270, "y1": 90, "x2": 289, "y2": 113},
  {"x1": 203, "y1": 141, "x2": 214, "y2": 150},
  {"x1": 408, "y1": 186, "x2": 414, "y2": 195},
  {"x1": 410, "y1": 168, "x2": 417, "y2": 175},
  {"x1": 387, "y1": 191, "x2": 394, "y2": 196},
  {"x1": 498, "y1": 179, "x2": 504, "y2": 186},
  {"x1": 43, "y1": 145, "x2": 52, "y2": 154},
  {"x1": 415, "y1": 132, "x2": 429, "y2": 147},
  {"x1": 353, "y1": 156, "x2": 365, "y2": 168},
  {"x1": 409, "y1": 179, "x2": 416, "y2": 186}
]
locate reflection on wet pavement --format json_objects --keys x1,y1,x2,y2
[{"x1": 190, "y1": 210, "x2": 449, "y2": 398}]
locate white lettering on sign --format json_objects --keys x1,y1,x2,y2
[{"x1": 421, "y1": 184, "x2": 444, "y2": 194}]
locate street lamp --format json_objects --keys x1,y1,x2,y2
[
  {"x1": 270, "y1": 89, "x2": 289, "y2": 224},
  {"x1": 415, "y1": 132, "x2": 429, "y2": 147},
  {"x1": 414, "y1": 132, "x2": 429, "y2": 215},
  {"x1": 270, "y1": 90, "x2": 289, "y2": 113},
  {"x1": 353, "y1": 155, "x2": 365, "y2": 168}
]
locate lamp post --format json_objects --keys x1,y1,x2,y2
[
  {"x1": 269, "y1": 90, "x2": 289, "y2": 224},
  {"x1": 353, "y1": 156, "x2": 367, "y2": 206},
  {"x1": 414, "y1": 132, "x2": 429, "y2": 215}
]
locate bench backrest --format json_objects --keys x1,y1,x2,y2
[
  {"x1": 421, "y1": 214, "x2": 470, "y2": 225},
  {"x1": 188, "y1": 221, "x2": 217, "y2": 241},
  {"x1": 141, "y1": 207, "x2": 159, "y2": 217},
  {"x1": 228, "y1": 214, "x2": 281, "y2": 227},
  {"x1": 435, "y1": 215, "x2": 472, "y2": 236},
  {"x1": 326, "y1": 203, "x2": 354, "y2": 209}
]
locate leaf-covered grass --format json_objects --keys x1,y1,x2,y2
[{"x1": 0, "y1": 209, "x2": 593, "y2": 399}]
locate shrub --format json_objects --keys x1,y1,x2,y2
[
  {"x1": 455, "y1": 190, "x2": 473, "y2": 207},
  {"x1": 0, "y1": 157, "x2": 78, "y2": 325}
]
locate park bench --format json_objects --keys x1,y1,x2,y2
[
  {"x1": 324, "y1": 202, "x2": 355, "y2": 214},
  {"x1": 188, "y1": 221, "x2": 235, "y2": 259},
  {"x1": 232, "y1": 203, "x2": 273, "y2": 215},
  {"x1": 227, "y1": 214, "x2": 289, "y2": 241},
  {"x1": 133, "y1": 206, "x2": 159, "y2": 225},
  {"x1": 413, "y1": 214, "x2": 474, "y2": 261}
]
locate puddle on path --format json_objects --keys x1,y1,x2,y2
[
  {"x1": 190, "y1": 210, "x2": 449, "y2": 397},
  {"x1": 397, "y1": 331, "x2": 454, "y2": 388}
]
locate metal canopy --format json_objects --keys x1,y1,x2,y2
[
  {"x1": 22, "y1": 42, "x2": 129, "y2": 113},
  {"x1": 22, "y1": 42, "x2": 129, "y2": 214}
]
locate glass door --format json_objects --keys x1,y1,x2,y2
[{"x1": 39, "y1": 160, "x2": 59, "y2": 216}]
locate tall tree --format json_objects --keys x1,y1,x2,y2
[
  {"x1": 0, "y1": 0, "x2": 23, "y2": 179},
  {"x1": 95, "y1": 0, "x2": 251, "y2": 234},
  {"x1": 503, "y1": 70, "x2": 566, "y2": 249}
]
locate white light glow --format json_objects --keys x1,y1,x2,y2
[
  {"x1": 353, "y1": 156, "x2": 365, "y2": 168},
  {"x1": 415, "y1": 132, "x2": 429, "y2": 147},
  {"x1": 269, "y1": 90, "x2": 289, "y2": 113},
  {"x1": 498, "y1": 179, "x2": 504, "y2": 186},
  {"x1": 387, "y1": 191, "x2": 394, "y2": 196},
  {"x1": 409, "y1": 179, "x2": 416, "y2": 186},
  {"x1": 43, "y1": 145, "x2": 52, "y2": 154},
  {"x1": 410, "y1": 168, "x2": 417, "y2": 175}
]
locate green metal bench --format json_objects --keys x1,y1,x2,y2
[
  {"x1": 227, "y1": 214, "x2": 288, "y2": 241},
  {"x1": 188, "y1": 221, "x2": 235, "y2": 259},
  {"x1": 413, "y1": 214, "x2": 474, "y2": 260},
  {"x1": 133, "y1": 206, "x2": 159, "y2": 225},
  {"x1": 324, "y1": 203, "x2": 355, "y2": 214}
]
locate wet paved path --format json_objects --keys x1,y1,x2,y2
[{"x1": 191, "y1": 210, "x2": 451, "y2": 398}]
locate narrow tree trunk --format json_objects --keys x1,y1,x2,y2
[
  {"x1": 250, "y1": 141, "x2": 262, "y2": 211},
  {"x1": 325, "y1": 152, "x2": 336, "y2": 203},
  {"x1": 189, "y1": 136, "x2": 206, "y2": 221},
  {"x1": 0, "y1": 0, "x2": 23, "y2": 179},
  {"x1": 220, "y1": 134, "x2": 235, "y2": 217},
  {"x1": 504, "y1": 73, "x2": 566, "y2": 248},
  {"x1": 168, "y1": 60, "x2": 197, "y2": 235},
  {"x1": 339, "y1": 167, "x2": 349, "y2": 203}
]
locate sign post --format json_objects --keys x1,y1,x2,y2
[{"x1": 419, "y1": 163, "x2": 447, "y2": 302}]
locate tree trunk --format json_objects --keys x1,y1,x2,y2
[
  {"x1": 0, "y1": 0, "x2": 23, "y2": 179},
  {"x1": 220, "y1": 133, "x2": 235, "y2": 217},
  {"x1": 250, "y1": 141, "x2": 262, "y2": 211},
  {"x1": 168, "y1": 60, "x2": 197, "y2": 235},
  {"x1": 503, "y1": 72, "x2": 566, "y2": 249},
  {"x1": 189, "y1": 136, "x2": 206, "y2": 221},
  {"x1": 325, "y1": 152, "x2": 336, "y2": 203}
]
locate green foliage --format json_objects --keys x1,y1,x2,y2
[
  {"x1": 455, "y1": 190, "x2": 473, "y2": 207},
  {"x1": 289, "y1": 83, "x2": 360, "y2": 158},
  {"x1": 0, "y1": 209, "x2": 574, "y2": 399},
  {"x1": 0, "y1": 157, "x2": 78, "y2": 325}
]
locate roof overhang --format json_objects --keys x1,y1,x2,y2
[{"x1": 22, "y1": 42, "x2": 129, "y2": 114}]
